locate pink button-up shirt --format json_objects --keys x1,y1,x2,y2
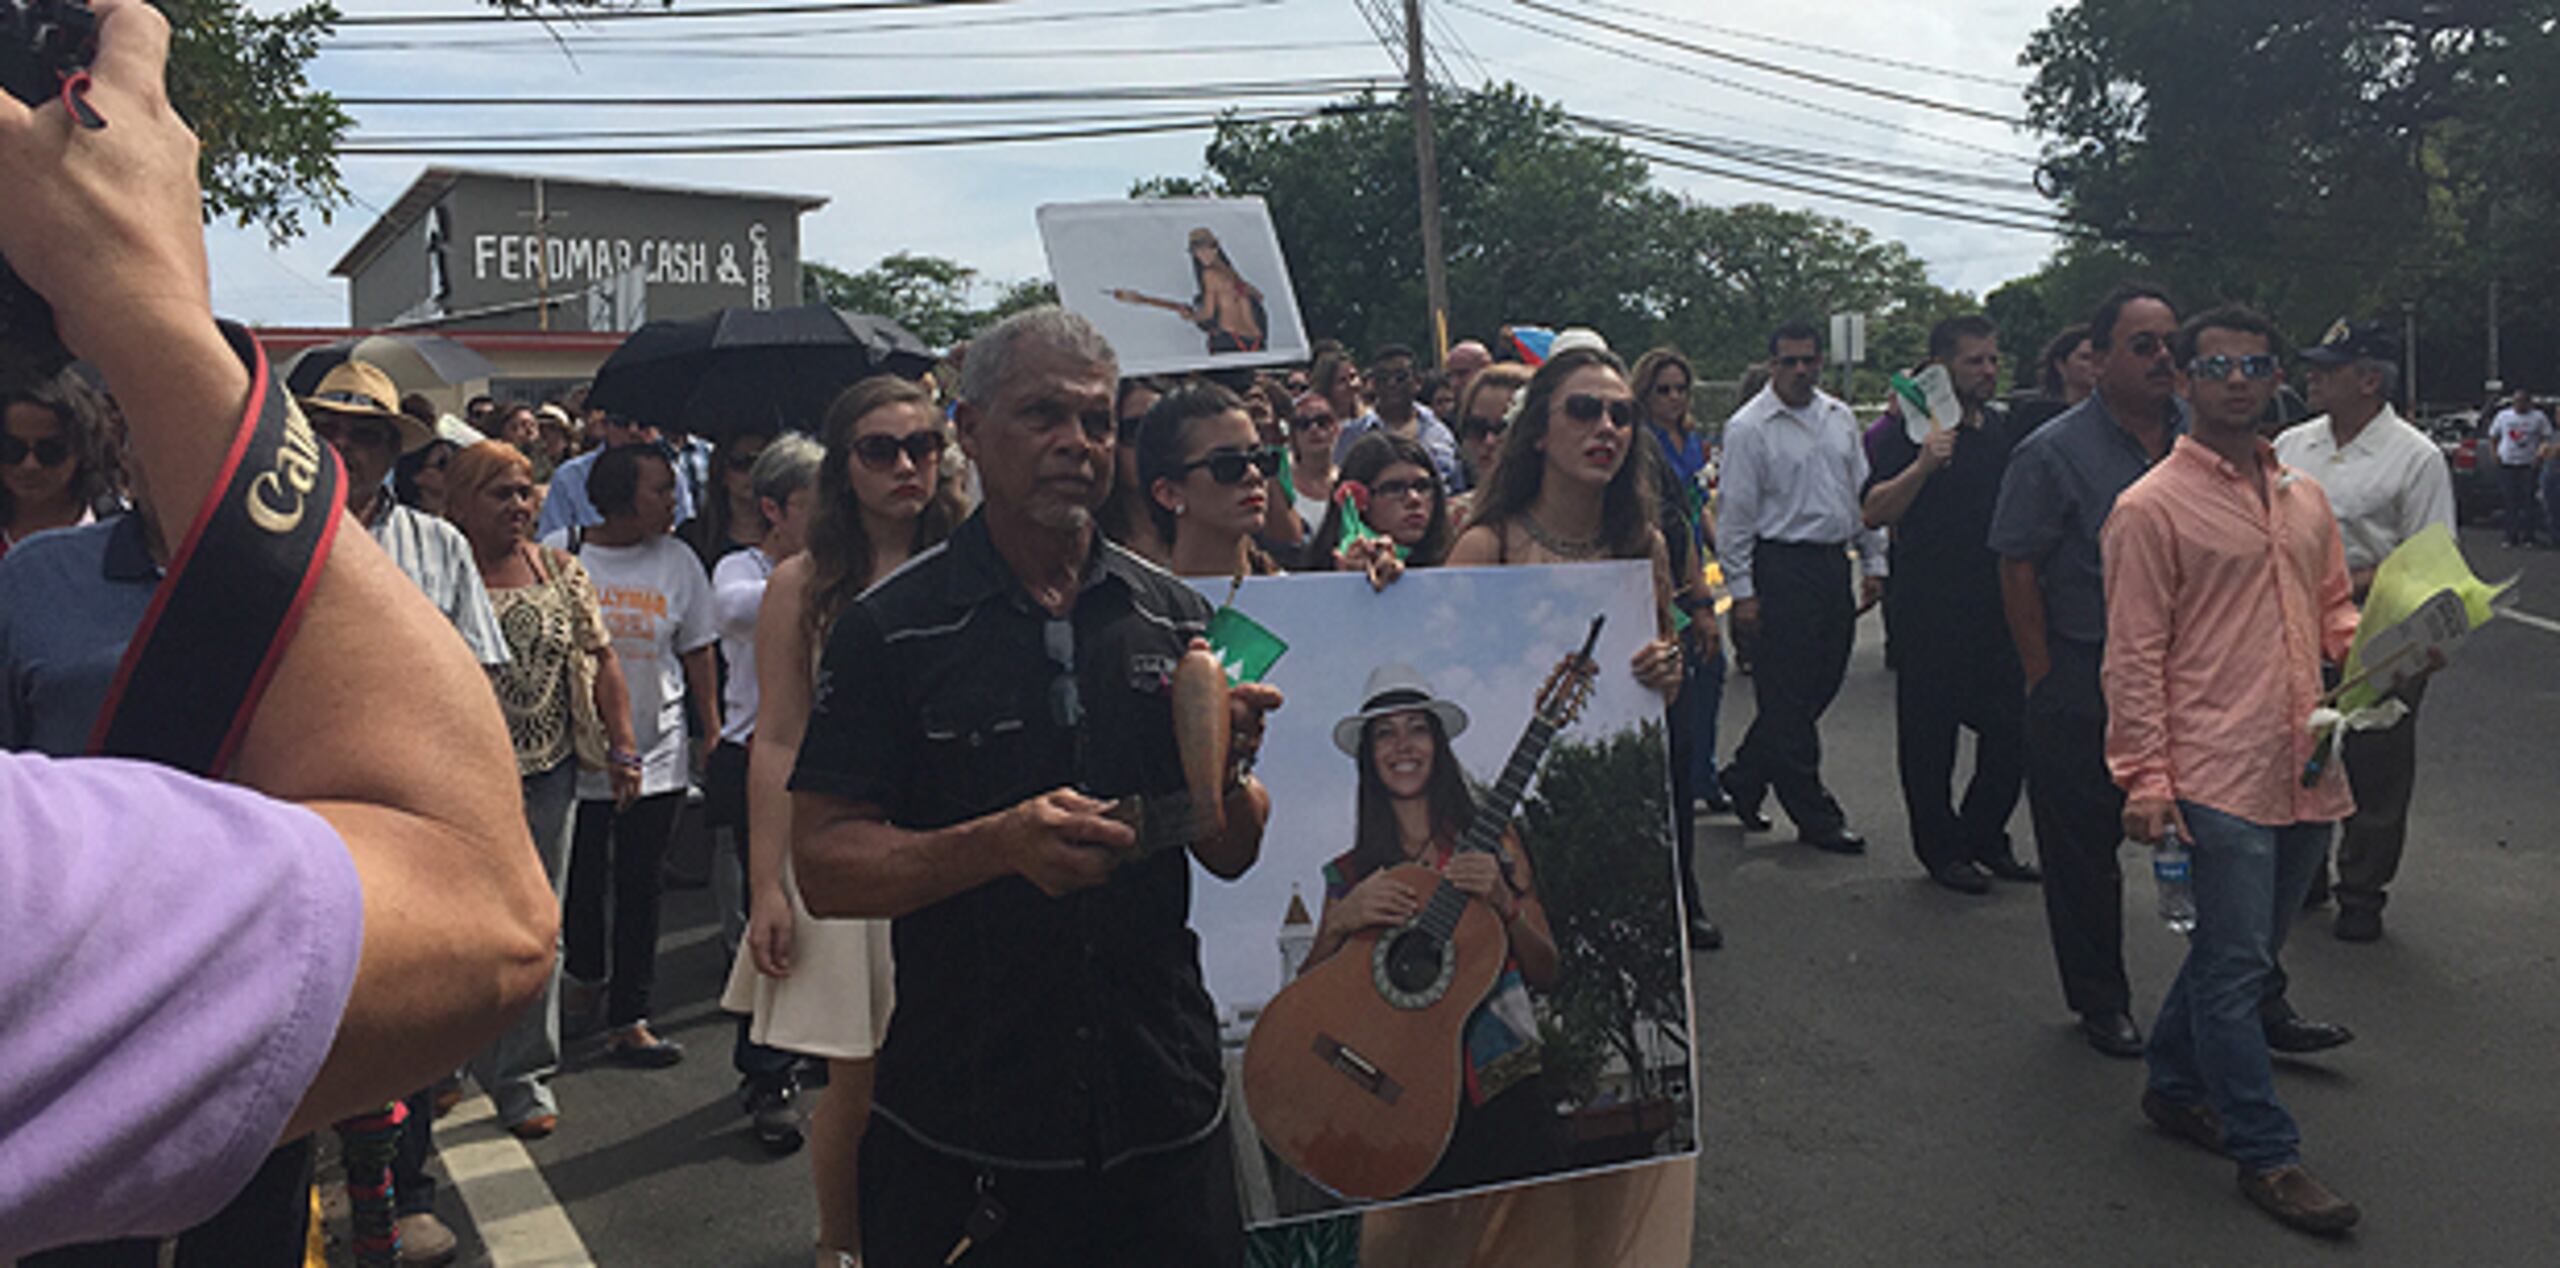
[{"x1": 2101, "y1": 436, "x2": 2359, "y2": 826}]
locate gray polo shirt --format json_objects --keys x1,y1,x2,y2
[
  {"x1": 1987, "y1": 392, "x2": 2189, "y2": 647},
  {"x1": 0, "y1": 516, "x2": 158, "y2": 756}
]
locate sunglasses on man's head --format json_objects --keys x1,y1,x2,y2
[
  {"x1": 1180, "y1": 445, "x2": 1286, "y2": 485},
  {"x1": 1560, "y1": 394, "x2": 1638, "y2": 430},
  {"x1": 0, "y1": 434, "x2": 70, "y2": 467},
  {"x1": 2188, "y1": 354, "x2": 2278, "y2": 382},
  {"x1": 853, "y1": 431, "x2": 943, "y2": 471}
]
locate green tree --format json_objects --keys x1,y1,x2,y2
[
  {"x1": 802, "y1": 253, "x2": 1057, "y2": 347},
  {"x1": 165, "y1": 0, "x2": 348, "y2": 243},
  {"x1": 1516, "y1": 722, "x2": 1688, "y2": 1106}
]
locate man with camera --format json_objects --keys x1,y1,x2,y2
[{"x1": 0, "y1": 1, "x2": 554, "y2": 1256}]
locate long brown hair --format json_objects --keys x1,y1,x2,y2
[
  {"x1": 802, "y1": 376, "x2": 968, "y2": 643},
  {"x1": 1302, "y1": 431, "x2": 1454, "y2": 569},
  {"x1": 1467, "y1": 346, "x2": 1658, "y2": 561},
  {"x1": 1347, "y1": 711, "x2": 1478, "y2": 882},
  {"x1": 1627, "y1": 347, "x2": 1695, "y2": 433}
]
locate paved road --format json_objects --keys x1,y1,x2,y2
[{"x1": 410, "y1": 526, "x2": 2560, "y2": 1266}]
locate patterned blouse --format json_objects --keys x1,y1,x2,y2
[{"x1": 486, "y1": 546, "x2": 611, "y2": 778}]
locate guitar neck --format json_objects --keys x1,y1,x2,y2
[{"x1": 1411, "y1": 715, "x2": 1559, "y2": 943}]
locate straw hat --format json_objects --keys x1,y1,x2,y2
[
  {"x1": 299, "y1": 360, "x2": 433, "y2": 454},
  {"x1": 1332, "y1": 664, "x2": 1470, "y2": 757}
]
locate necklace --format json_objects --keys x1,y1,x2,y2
[{"x1": 1518, "y1": 510, "x2": 1605, "y2": 560}]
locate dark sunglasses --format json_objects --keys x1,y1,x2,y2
[
  {"x1": 1291, "y1": 411, "x2": 1338, "y2": 430},
  {"x1": 853, "y1": 431, "x2": 943, "y2": 471},
  {"x1": 310, "y1": 414, "x2": 399, "y2": 450},
  {"x1": 1773, "y1": 354, "x2": 1822, "y2": 369},
  {"x1": 1369, "y1": 366, "x2": 1415, "y2": 385},
  {"x1": 1045, "y1": 617, "x2": 1083, "y2": 730},
  {"x1": 1460, "y1": 416, "x2": 1506, "y2": 441},
  {"x1": 1561, "y1": 394, "x2": 1639, "y2": 430},
  {"x1": 724, "y1": 446, "x2": 767, "y2": 470},
  {"x1": 1180, "y1": 445, "x2": 1285, "y2": 485},
  {"x1": 2188, "y1": 354, "x2": 2278, "y2": 381},
  {"x1": 1371, "y1": 475, "x2": 1437, "y2": 501},
  {"x1": 0, "y1": 434, "x2": 70, "y2": 467},
  {"x1": 1653, "y1": 381, "x2": 1691, "y2": 397},
  {"x1": 2123, "y1": 332, "x2": 2171, "y2": 359}
]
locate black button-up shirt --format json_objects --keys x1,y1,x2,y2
[
  {"x1": 1988, "y1": 393, "x2": 2190, "y2": 647},
  {"x1": 1867, "y1": 404, "x2": 2024, "y2": 642},
  {"x1": 790, "y1": 510, "x2": 1222, "y2": 1171}
]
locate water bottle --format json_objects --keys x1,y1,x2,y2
[{"x1": 2153, "y1": 828, "x2": 2197, "y2": 935}]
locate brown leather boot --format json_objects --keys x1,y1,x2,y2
[{"x1": 2238, "y1": 1163, "x2": 2361, "y2": 1234}]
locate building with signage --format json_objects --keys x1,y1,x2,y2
[{"x1": 331, "y1": 167, "x2": 826, "y2": 334}]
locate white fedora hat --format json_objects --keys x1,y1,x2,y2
[{"x1": 1332, "y1": 664, "x2": 1470, "y2": 757}]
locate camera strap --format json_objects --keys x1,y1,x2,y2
[{"x1": 87, "y1": 323, "x2": 344, "y2": 775}]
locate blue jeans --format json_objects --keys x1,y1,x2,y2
[{"x1": 2145, "y1": 802, "x2": 2330, "y2": 1173}]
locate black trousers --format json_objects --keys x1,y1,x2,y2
[
  {"x1": 24, "y1": 1140, "x2": 313, "y2": 1268},
  {"x1": 565, "y1": 791, "x2": 685, "y2": 1027},
  {"x1": 2024, "y1": 642, "x2": 2130, "y2": 1017},
  {"x1": 1895, "y1": 613, "x2": 2026, "y2": 872},
  {"x1": 1665, "y1": 658, "x2": 1708, "y2": 921},
  {"x1": 2499, "y1": 463, "x2": 2542, "y2": 544},
  {"x1": 2336, "y1": 681, "x2": 2426, "y2": 912},
  {"x1": 1727, "y1": 541, "x2": 1854, "y2": 834},
  {"x1": 860, "y1": 1119, "x2": 1245, "y2": 1268}
]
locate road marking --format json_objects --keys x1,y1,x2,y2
[
  {"x1": 439, "y1": 1094, "x2": 596, "y2": 1267},
  {"x1": 2495, "y1": 605, "x2": 2560, "y2": 637}
]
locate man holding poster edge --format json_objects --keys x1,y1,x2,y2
[{"x1": 1039, "y1": 197, "x2": 1310, "y2": 380}]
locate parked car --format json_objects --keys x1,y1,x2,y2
[{"x1": 2420, "y1": 409, "x2": 2499, "y2": 525}]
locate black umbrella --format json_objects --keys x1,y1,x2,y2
[
  {"x1": 283, "y1": 333, "x2": 500, "y2": 397},
  {"x1": 583, "y1": 305, "x2": 937, "y2": 438}
]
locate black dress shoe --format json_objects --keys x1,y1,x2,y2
[
  {"x1": 2080, "y1": 1010, "x2": 2145, "y2": 1058},
  {"x1": 1979, "y1": 853, "x2": 2042, "y2": 883},
  {"x1": 2263, "y1": 1015, "x2": 2355, "y2": 1054},
  {"x1": 1698, "y1": 789, "x2": 1734, "y2": 815},
  {"x1": 1927, "y1": 860, "x2": 1992, "y2": 894},
  {"x1": 1800, "y1": 826, "x2": 1866, "y2": 854},
  {"x1": 1687, "y1": 915, "x2": 1724, "y2": 951},
  {"x1": 1717, "y1": 767, "x2": 1771, "y2": 831}
]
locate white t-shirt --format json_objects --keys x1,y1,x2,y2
[
  {"x1": 2489, "y1": 406, "x2": 2553, "y2": 466},
  {"x1": 547, "y1": 532, "x2": 715, "y2": 800},
  {"x1": 711, "y1": 546, "x2": 775, "y2": 745}
]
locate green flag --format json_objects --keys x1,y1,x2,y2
[{"x1": 1206, "y1": 606, "x2": 1288, "y2": 685}]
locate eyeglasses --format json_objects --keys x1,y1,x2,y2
[
  {"x1": 1044, "y1": 617, "x2": 1083, "y2": 730},
  {"x1": 1773, "y1": 355, "x2": 1822, "y2": 369},
  {"x1": 311, "y1": 414, "x2": 398, "y2": 451},
  {"x1": 2188, "y1": 354, "x2": 2278, "y2": 381},
  {"x1": 0, "y1": 434, "x2": 70, "y2": 467},
  {"x1": 853, "y1": 431, "x2": 944, "y2": 471},
  {"x1": 1561, "y1": 394, "x2": 1638, "y2": 430},
  {"x1": 1460, "y1": 416, "x2": 1506, "y2": 442},
  {"x1": 1653, "y1": 382, "x2": 1691, "y2": 397},
  {"x1": 1371, "y1": 476, "x2": 1437, "y2": 501},
  {"x1": 2123, "y1": 332, "x2": 2171, "y2": 359},
  {"x1": 1369, "y1": 367, "x2": 1415, "y2": 386},
  {"x1": 1179, "y1": 445, "x2": 1285, "y2": 485},
  {"x1": 1285, "y1": 375, "x2": 1311, "y2": 393},
  {"x1": 1290, "y1": 412, "x2": 1337, "y2": 431}
]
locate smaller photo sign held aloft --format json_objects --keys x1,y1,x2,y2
[{"x1": 1038, "y1": 197, "x2": 1311, "y2": 379}]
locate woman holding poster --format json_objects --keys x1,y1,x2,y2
[{"x1": 1300, "y1": 668, "x2": 1568, "y2": 1196}]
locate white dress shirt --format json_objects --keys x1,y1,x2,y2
[
  {"x1": 1715, "y1": 384, "x2": 1888, "y2": 600},
  {"x1": 2273, "y1": 406, "x2": 2456, "y2": 574}
]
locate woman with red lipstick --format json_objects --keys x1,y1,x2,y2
[
  {"x1": 446, "y1": 439, "x2": 640, "y2": 1141},
  {"x1": 1135, "y1": 381, "x2": 1286, "y2": 579},
  {"x1": 732, "y1": 375, "x2": 967, "y2": 1268}
]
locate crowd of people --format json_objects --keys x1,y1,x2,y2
[{"x1": 0, "y1": 5, "x2": 2477, "y2": 1261}]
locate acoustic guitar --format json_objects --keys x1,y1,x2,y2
[{"x1": 1242, "y1": 615, "x2": 1606, "y2": 1201}]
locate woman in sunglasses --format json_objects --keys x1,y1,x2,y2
[
  {"x1": 729, "y1": 374, "x2": 968, "y2": 1268},
  {"x1": 1, "y1": 371, "x2": 114, "y2": 563},
  {"x1": 1137, "y1": 382, "x2": 1286, "y2": 579},
  {"x1": 1304, "y1": 431, "x2": 1455, "y2": 587},
  {"x1": 1449, "y1": 363, "x2": 1531, "y2": 524},
  {"x1": 1099, "y1": 376, "x2": 1171, "y2": 564},
  {"x1": 1283, "y1": 391, "x2": 1342, "y2": 546}
]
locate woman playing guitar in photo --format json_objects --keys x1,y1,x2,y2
[
  {"x1": 1109, "y1": 226, "x2": 1270, "y2": 354},
  {"x1": 1301, "y1": 667, "x2": 1566, "y2": 1197}
]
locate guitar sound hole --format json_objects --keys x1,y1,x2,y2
[{"x1": 1382, "y1": 928, "x2": 1446, "y2": 995}]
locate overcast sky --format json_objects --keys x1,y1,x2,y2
[{"x1": 217, "y1": 0, "x2": 2068, "y2": 329}]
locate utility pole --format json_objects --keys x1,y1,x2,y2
[
  {"x1": 522, "y1": 178, "x2": 557, "y2": 333},
  {"x1": 1404, "y1": 0, "x2": 1450, "y2": 364},
  {"x1": 2485, "y1": 274, "x2": 2501, "y2": 395},
  {"x1": 2402, "y1": 299, "x2": 2419, "y2": 416}
]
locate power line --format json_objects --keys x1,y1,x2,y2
[
  {"x1": 322, "y1": 37, "x2": 1373, "y2": 61},
  {"x1": 352, "y1": 103, "x2": 1328, "y2": 145},
  {"x1": 1510, "y1": 0, "x2": 2025, "y2": 126},
  {"x1": 1443, "y1": 0, "x2": 2035, "y2": 165},
  {"x1": 1624, "y1": 143, "x2": 2066, "y2": 236},
  {"x1": 1571, "y1": 113, "x2": 2038, "y2": 195},
  {"x1": 337, "y1": 0, "x2": 1002, "y2": 28},
  {"x1": 337, "y1": 106, "x2": 1372, "y2": 157},
  {"x1": 333, "y1": 77, "x2": 1389, "y2": 108},
  {"x1": 1575, "y1": 0, "x2": 2029, "y2": 91},
  {"x1": 326, "y1": 0, "x2": 1282, "y2": 47},
  {"x1": 1575, "y1": 113, "x2": 2055, "y2": 219}
]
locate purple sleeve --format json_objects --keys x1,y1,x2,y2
[{"x1": 0, "y1": 750, "x2": 365, "y2": 1259}]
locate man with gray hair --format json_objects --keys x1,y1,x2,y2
[
  {"x1": 788, "y1": 308, "x2": 1282, "y2": 1265},
  {"x1": 707, "y1": 432, "x2": 825, "y2": 1153},
  {"x1": 2275, "y1": 319, "x2": 2455, "y2": 942}
]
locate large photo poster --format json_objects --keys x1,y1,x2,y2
[
  {"x1": 1038, "y1": 196, "x2": 1311, "y2": 378},
  {"x1": 1189, "y1": 562, "x2": 1698, "y2": 1230}
]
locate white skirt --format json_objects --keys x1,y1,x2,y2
[{"x1": 720, "y1": 854, "x2": 895, "y2": 1061}]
